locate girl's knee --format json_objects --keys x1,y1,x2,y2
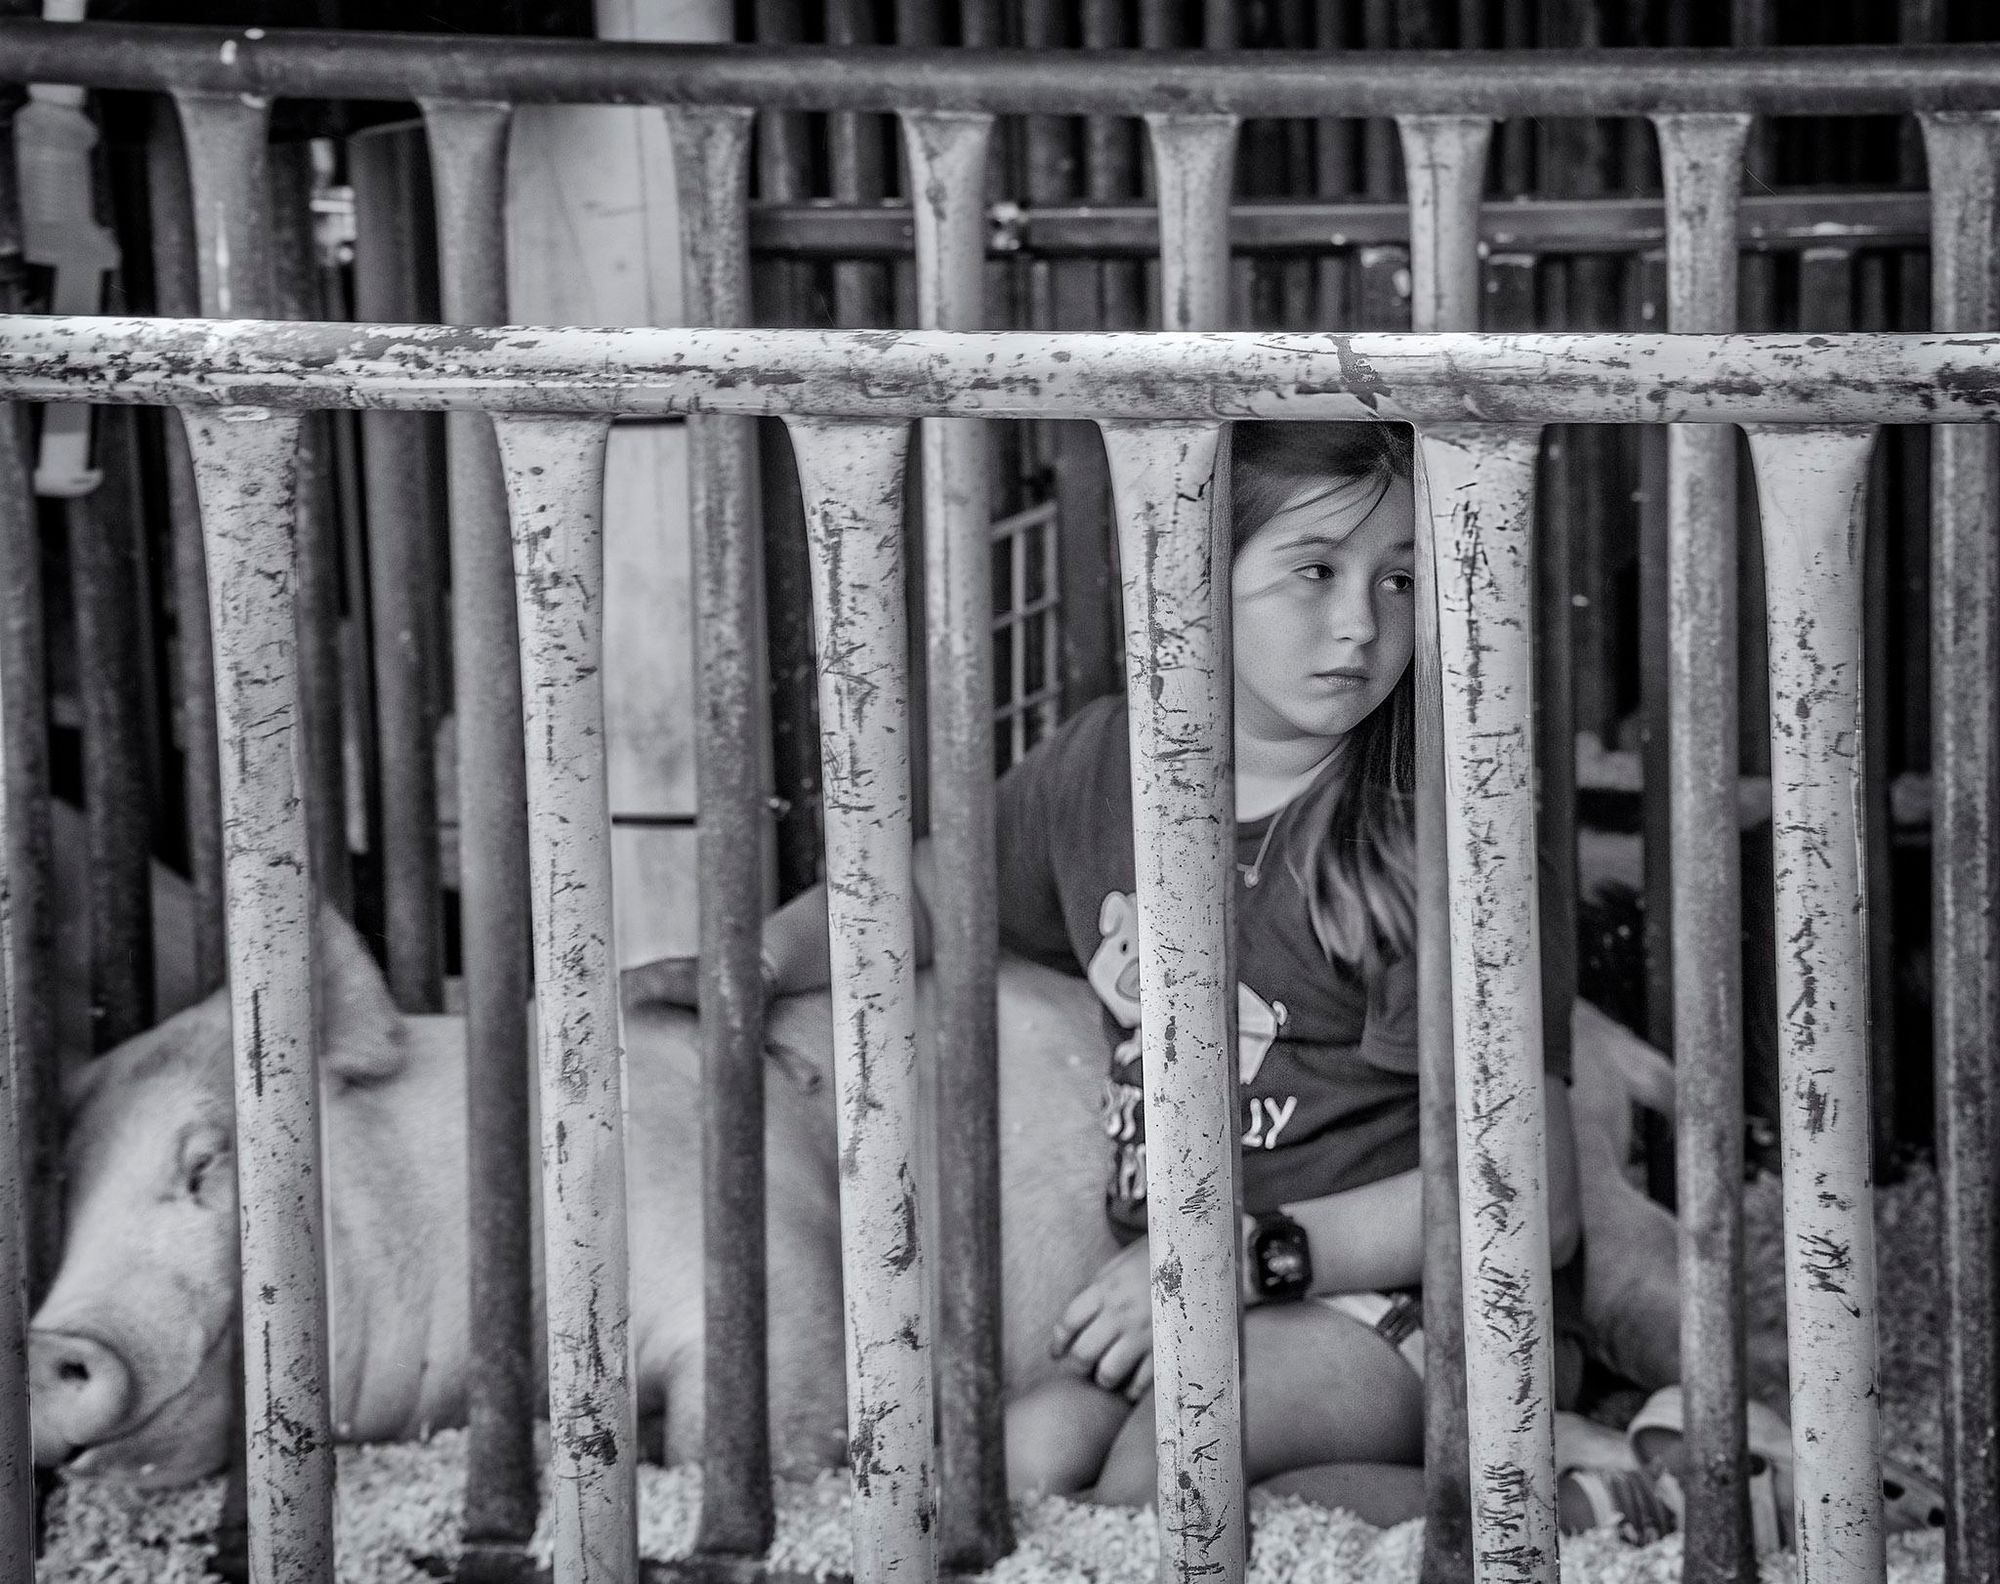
[{"x1": 1006, "y1": 1378, "x2": 1130, "y2": 1498}]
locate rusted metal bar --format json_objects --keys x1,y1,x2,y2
[
  {"x1": 783, "y1": 415, "x2": 932, "y2": 1584},
  {"x1": 1397, "y1": 110, "x2": 1490, "y2": 1584},
  {"x1": 1419, "y1": 422, "x2": 1556, "y2": 1584},
  {"x1": 23, "y1": 321, "x2": 2000, "y2": 427},
  {"x1": 0, "y1": 85, "x2": 58, "y2": 1311},
  {"x1": 1917, "y1": 109, "x2": 2000, "y2": 1584},
  {"x1": 491, "y1": 412, "x2": 637, "y2": 1584},
  {"x1": 1098, "y1": 419, "x2": 1244, "y2": 1584},
  {"x1": 1143, "y1": 115, "x2": 1238, "y2": 330},
  {"x1": 1744, "y1": 424, "x2": 1885, "y2": 1584},
  {"x1": 1654, "y1": 110, "x2": 1755, "y2": 1584},
  {"x1": 899, "y1": 106, "x2": 1009, "y2": 1574},
  {"x1": 418, "y1": 96, "x2": 540, "y2": 1565},
  {"x1": 268, "y1": 137, "x2": 351, "y2": 920},
  {"x1": 180, "y1": 405, "x2": 333, "y2": 1584},
  {"x1": 349, "y1": 122, "x2": 446, "y2": 1014},
  {"x1": 171, "y1": 89, "x2": 274, "y2": 988},
  {"x1": 664, "y1": 101, "x2": 775, "y2": 1562},
  {"x1": 9, "y1": 25, "x2": 2000, "y2": 116},
  {"x1": 65, "y1": 413, "x2": 155, "y2": 1053}
]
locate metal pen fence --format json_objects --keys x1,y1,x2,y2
[{"x1": 0, "y1": 22, "x2": 1994, "y2": 1584}]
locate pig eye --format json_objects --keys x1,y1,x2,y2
[{"x1": 177, "y1": 1124, "x2": 230, "y2": 1204}]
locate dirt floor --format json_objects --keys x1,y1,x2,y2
[{"x1": 38, "y1": 1169, "x2": 1950, "y2": 1584}]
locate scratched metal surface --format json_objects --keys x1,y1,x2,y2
[
  {"x1": 1101, "y1": 420, "x2": 1245, "y2": 1584},
  {"x1": 493, "y1": 414, "x2": 639, "y2": 1584},
  {"x1": 181, "y1": 408, "x2": 335, "y2": 1584},
  {"x1": 667, "y1": 102, "x2": 778, "y2": 1564},
  {"x1": 1745, "y1": 427, "x2": 1886, "y2": 1584},
  {"x1": 900, "y1": 107, "x2": 1013, "y2": 1574},
  {"x1": 420, "y1": 97, "x2": 542, "y2": 1559},
  {"x1": 1915, "y1": 111, "x2": 2000, "y2": 1584},
  {"x1": 787, "y1": 417, "x2": 936, "y2": 1584},
  {"x1": 9, "y1": 21, "x2": 2000, "y2": 116},
  {"x1": 1655, "y1": 112, "x2": 1757, "y2": 1584},
  {"x1": 1421, "y1": 425, "x2": 1558, "y2": 1584},
  {"x1": 10, "y1": 320, "x2": 2000, "y2": 426}
]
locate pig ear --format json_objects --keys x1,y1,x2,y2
[{"x1": 315, "y1": 906, "x2": 409, "y2": 1087}]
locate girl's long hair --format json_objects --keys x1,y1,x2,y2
[{"x1": 1232, "y1": 422, "x2": 1416, "y2": 978}]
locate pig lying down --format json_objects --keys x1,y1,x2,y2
[{"x1": 31, "y1": 909, "x2": 1700, "y2": 1491}]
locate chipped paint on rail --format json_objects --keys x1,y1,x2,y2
[
  {"x1": 1744, "y1": 425, "x2": 1885, "y2": 1584},
  {"x1": 1418, "y1": 424, "x2": 1556, "y2": 1584}
]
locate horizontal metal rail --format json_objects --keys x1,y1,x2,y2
[
  {"x1": 4, "y1": 22, "x2": 2000, "y2": 115},
  {"x1": 5, "y1": 320, "x2": 2000, "y2": 425},
  {"x1": 753, "y1": 190, "x2": 1935, "y2": 259}
]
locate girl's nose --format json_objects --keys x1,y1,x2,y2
[{"x1": 1327, "y1": 583, "x2": 1377, "y2": 646}]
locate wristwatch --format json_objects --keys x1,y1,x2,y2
[{"x1": 1246, "y1": 1210, "x2": 1313, "y2": 1304}]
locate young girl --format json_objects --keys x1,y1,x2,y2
[{"x1": 747, "y1": 421, "x2": 1584, "y2": 1521}]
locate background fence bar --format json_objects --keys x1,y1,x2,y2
[
  {"x1": 1098, "y1": 419, "x2": 1245, "y2": 1584},
  {"x1": 783, "y1": 415, "x2": 933, "y2": 1584},
  {"x1": 665, "y1": 101, "x2": 777, "y2": 1562},
  {"x1": 1144, "y1": 114, "x2": 1238, "y2": 332},
  {"x1": 1419, "y1": 423, "x2": 1556, "y2": 1584},
  {"x1": 899, "y1": 106, "x2": 1010, "y2": 1574},
  {"x1": 0, "y1": 480, "x2": 30, "y2": 1581},
  {"x1": 268, "y1": 138, "x2": 352, "y2": 922},
  {"x1": 1653, "y1": 110, "x2": 1756, "y2": 1584},
  {"x1": 0, "y1": 86, "x2": 59, "y2": 1307},
  {"x1": 1916, "y1": 110, "x2": 2000, "y2": 1584},
  {"x1": 1743, "y1": 424, "x2": 1885, "y2": 1584},
  {"x1": 419, "y1": 96, "x2": 541, "y2": 1568},
  {"x1": 180, "y1": 405, "x2": 333, "y2": 1584},
  {"x1": 1397, "y1": 110, "x2": 1492, "y2": 1584},
  {"x1": 492, "y1": 412, "x2": 636, "y2": 1584},
  {"x1": 349, "y1": 124, "x2": 446, "y2": 1015},
  {"x1": 171, "y1": 89, "x2": 273, "y2": 989}
]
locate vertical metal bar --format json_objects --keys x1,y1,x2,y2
[
  {"x1": 1653, "y1": 111, "x2": 1756, "y2": 1584},
  {"x1": 1419, "y1": 424, "x2": 1555, "y2": 1584},
  {"x1": 268, "y1": 138, "x2": 351, "y2": 921},
  {"x1": 899, "y1": 107, "x2": 1009, "y2": 1574},
  {"x1": 0, "y1": 87, "x2": 58, "y2": 1311},
  {"x1": 782, "y1": 415, "x2": 932, "y2": 1584},
  {"x1": 826, "y1": 0, "x2": 891, "y2": 328},
  {"x1": 1144, "y1": 115, "x2": 1239, "y2": 332},
  {"x1": 180, "y1": 405, "x2": 332, "y2": 1584},
  {"x1": 171, "y1": 90, "x2": 271, "y2": 989},
  {"x1": 491, "y1": 413, "x2": 636, "y2": 1584},
  {"x1": 1743, "y1": 425, "x2": 1885, "y2": 1584},
  {"x1": 1082, "y1": 0, "x2": 1142, "y2": 332},
  {"x1": 1098, "y1": 420, "x2": 1244, "y2": 1584},
  {"x1": 0, "y1": 538, "x2": 29, "y2": 1584},
  {"x1": 1917, "y1": 110, "x2": 2000, "y2": 1584},
  {"x1": 1313, "y1": 0, "x2": 1354, "y2": 328},
  {"x1": 665, "y1": 102, "x2": 777, "y2": 1561},
  {"x1": 418, "y1": 97, "x2": 541, "y2": 1567},
  {"x1": 1398, "y1": 111, "x2": 1490, "y2": 1584},
  {"x1": 349, "y1": 124, "x2": 446, "y2": 1014}
]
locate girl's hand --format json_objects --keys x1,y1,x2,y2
[{"x1": 1051, "y1": 1237, "x2": 1155, "y2": 1400}]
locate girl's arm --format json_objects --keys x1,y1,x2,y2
[
  {"x1": 1266, "y1": 1077, "x2": 1584, "y2": 1299},
  {"x1": 760, "y1": 836, "x2": 940, "y2": 996}
]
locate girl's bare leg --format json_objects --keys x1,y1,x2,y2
[
  {"x1": 1006, "y1": 1374, "x2": 1139, "y2": 1497},
  {"x1": 1258, "y1": 1463, "x2": 1427, "y2": 1526},
  {"x1": 1090, "y1": 1303, "x2": 1424, "y2": 1507}
]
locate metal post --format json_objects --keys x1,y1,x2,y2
[
  {"x1": 180, "y1": 405, "x2": 333, "y2": 1584},
  {"x1": 1917, "y1": 110, "x2": 2000, "y2": 1584},
  {"x1": 1417, "y1": 423, "x2": 1556, "y2": 1584},
  {"x1": 418, "y1": 96, "x2": 540, "y2": 1570},
  {"x1": 899, "y1": 106, "x2": 1010, "y2": 1573},
  {"x1": 783, "y1": 415, "x2": 933, "y2": 1584},
  {"x1": 1398, "y1": 112, "x2": 1491, "y2": 1584},
  {"x1": 491, "y1": 412, "x2": 637, "y2": 1584},
  {"x1": 1743, "y1": 424, "x2": 1886, "y2": 1584},
  {"x1": 1144, "y1": 115, "x2": 1238, "y2": 333},
  {"x1": 1099, "y1": 419, "x2": 1245, "y2": 1584},
  {"x1": 1653, "y1": 110, "x2": 1756, "y2": 1584},
  {"x1": 665, "y1": 101, "x2": 777, "y2": 1561}
]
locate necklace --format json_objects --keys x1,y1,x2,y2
[{"x1": 1237, "y1": 807, "x2": 1282, "y2": 889}]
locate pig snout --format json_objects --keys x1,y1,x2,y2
[{"x1": 30, "y1": 1327, "x2": 134, "y2": 1464}]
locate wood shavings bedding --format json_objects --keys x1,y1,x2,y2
[{"x1": 38, "y1": 1171, "x2": 1949, "y2": 1584}]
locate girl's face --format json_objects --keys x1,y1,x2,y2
[{"x1": 1231, "y1": 470, "x2": 1417, "y2": 750}]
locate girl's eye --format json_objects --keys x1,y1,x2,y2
[
  {"x1": 1297, "y1": 562, "x2": 1333, "y2": 581},
  {"x1": 1381, "y1": 571, "x2": 1415, "y2": 594}
]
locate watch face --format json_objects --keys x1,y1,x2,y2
[{"x1": 1254, "y1": 1217, "x2": 1312, "y2": 1299}]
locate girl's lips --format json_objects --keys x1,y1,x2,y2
[{"x1": 1313, "y1": 669, "x2": 1371, "y2": 688}]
